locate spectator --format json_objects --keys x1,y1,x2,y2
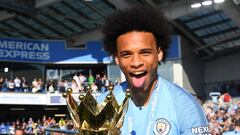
[
  {"x1": 91, "y1": 82, "x2": 98, "y2": 93},
  {"x1": 58, "y1": 118, "x2": 66, "y2": 130},
  {"x1": 21, "y1": 77, "x2": 29, "y2": 92},
  {"x1": 8, "y1": 80, "x2": 15, "y2": 92},
  {"x1": 66, "y1": 120, "x2": 74, "y2": 130},
  {"x1": 0, "y1": 122, "x2": 7, "y2": 134},
  {"x1": 79, "y1": 73, "x2": 86, "y2": 84},
  {"x1": 38, "y1": 78, "x2": 44, "y2": 92},
  {"x1": 223, "y1": 92, "x2": 232, "y2": 103},
  {"x1": 95, "y1": 74, "x2": 102, "y2": 92},
  {"x1": 48, "y1": 84, "x2": 55, "y2": 93},
  {"x1": 209, "y1": 91, "x2": 221, "y2": 104},
  {"x1": 88, "y1": 73, "x2": 94, "y2": 86},
  {"x1": 101, "y1": 74, "x2": 109, "y2": 92},
  {"x1": 47, "y1": 80, "x2": 55, "y2": 93},
  {"x1": 79, "y1": 73, "x2": 86, "y2": 91},
  {"x1": 15, "y1": 128, "x2": 25, "y2": 135},
  {"x1": 14, "y1": 76, "x2": 22, "y2": 92},
  {"x1": 9, "y1": 122, "x2": 16, "y2": 135},
  {"x1": 0, "y1": 77, "x2": 3, "y2": 91},
  {"x1": 223, "y1": 118, "x2": 240, "y2": 135},
  {"x1": 73, "y1": 74, "x2": 81, "y2": 91},
  {"x1": 31, "y1": 78, "x2": 39, "y2": 93},
  {"x1": 71, "y1": 79, "x2": 79, "y2": 93},
  {"x1": 63, "y1": 80, "x2": 69, "y2": 91},
  {"x1": 3, "y1": 78, "x2": 9, "y2": 91},
  {"x1": 58, "y1": 80, "x2": 66, "y2": 93}
]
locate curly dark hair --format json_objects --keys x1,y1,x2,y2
[{"x1": 102, "y1": 5, "x2": 172, "y2": 61}]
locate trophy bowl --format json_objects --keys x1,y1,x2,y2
[{"x1": 63, "y1": 85, "x2": 131, "y2": 135}]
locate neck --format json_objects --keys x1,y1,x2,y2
[
  {"x1": 130, "y1": 77, "x2": 158, "y2": 107},
  {"x1": 131, "y1": 90, "x2": 151, "y2": 107}
]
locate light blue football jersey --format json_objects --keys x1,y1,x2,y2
[{"x1": 97, "y1": 76, "x2": 209, "y2": 135}]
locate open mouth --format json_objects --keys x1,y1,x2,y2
[
  {"x1": 129, "y1": 71, "x2": 147, "y2": 88},
  {"x1": 129, "y1": 71, "x2": 147, "y2": 78}
]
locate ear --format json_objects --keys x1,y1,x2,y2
[
  {"x1": 114, "y1": 53, "x2": 119, "y2": 65},
  {"x1": 158, "y1": 48, "x2": 163, "y2": 62}
]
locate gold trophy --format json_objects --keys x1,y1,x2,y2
[{"x1": 62, "y1": 84, "x2": 131, "y2": 135}]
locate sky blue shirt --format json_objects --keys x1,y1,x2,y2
[{"x1": 98, "y1": 76, "x2": 209, "y2": 135}]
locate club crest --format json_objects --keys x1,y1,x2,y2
[{"x1": 153, "y1": 118, "x2": 170, "y2": 135}]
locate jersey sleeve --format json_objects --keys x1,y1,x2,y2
[{"x1": 171, "y1": 86, "x2": 210, "y2": 135}]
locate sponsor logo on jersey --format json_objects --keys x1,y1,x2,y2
[{"x1": 191, "y1": 125, "x2": 211, "y2": 135}]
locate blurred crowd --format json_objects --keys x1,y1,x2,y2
[
  {"x1": 0, "y1": 73, "x2": 120, "y2": 94},
  {"x1": 0, "y1": 76, "x2": 39, "y2": 93},
  {"x1": 0, "y1": 116, "x2": 74, "y2": 135},
  {"x1": 203, "y1": 92, "x2": 240, "y2": 135},
  {"x1": 47, "y1": 73, "x2": 114, "y2": 94}
]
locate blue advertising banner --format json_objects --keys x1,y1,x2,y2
[
  {"x1": 0, "y1": 36, "x2": 180, "y2": 63},
  {"x1": 0, "y1": 38, "x2": 111, "y2": 63}
]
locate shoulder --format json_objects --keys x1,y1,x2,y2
[
  {"x1": 96, "y1": 81, "x2": 127, "y2": 103},
  {"x1": 158, "y1": 77, "x2": 195, "y2": 103},
  {"x1": 161, "y1": 77, "x2": 200, "y2": 108},
  {"x1": 113, "y1": 81, "x2": 128, "y2": 101},
  {"x1": 158, "y1": 76, "x2": 208, "y2": 133},
  {"x1": 157, "y1": 77, "x2": 202, "y2": 114},
  {"x1": 115, "y1": 81, "x2": 128, "y2": 90}
]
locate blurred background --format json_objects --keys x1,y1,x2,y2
[{"x1": 0, "y1": 0, "x2": 239, "y2": 134}]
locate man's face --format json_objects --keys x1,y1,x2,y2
[{"x1": 115, "y1": 31, "x2": 163, "y2": 92}]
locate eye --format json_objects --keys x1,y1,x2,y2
[
  {"x1": 141, "y1": 51, "x2": 151, "y2": 56},
  {"x1": 120, "y1": 52, "x2": 131, "y2": 58}
]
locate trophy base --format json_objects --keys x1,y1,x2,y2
[{"x1": 79, "y1": 129, "x2": 121, "y2": 135}]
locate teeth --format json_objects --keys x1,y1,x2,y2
[{"x1": 133, "y1": 71, "x2": 144, "y2": 75}]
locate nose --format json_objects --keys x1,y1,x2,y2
[{"x1": 130, "y1": 54, "x2": 143, "y2": 69}]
